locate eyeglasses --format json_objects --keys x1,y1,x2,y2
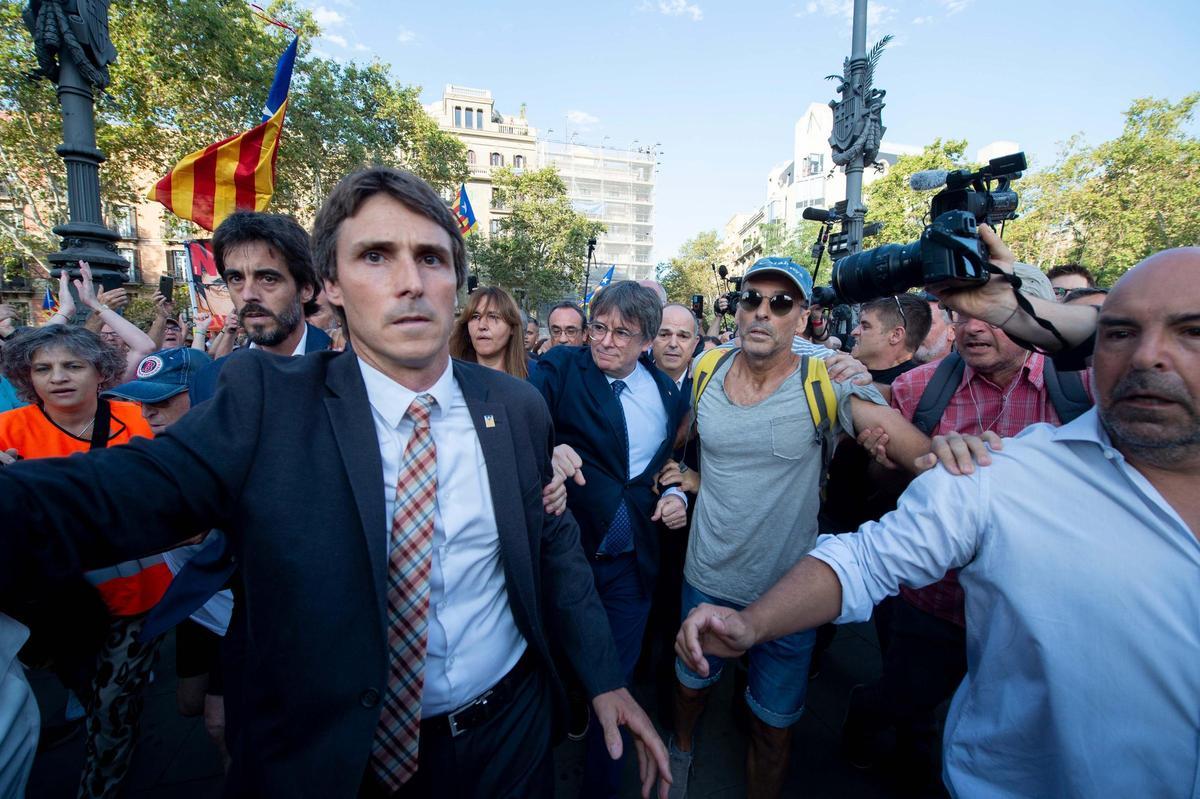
[
  {"x1": 550, "y1": 325, "x2": 581, "y2": 338},
  {"x1": 950, "y1": 311, "x2": 999, "y2": 330},
  {"x1": 586, "y1": 322, "x2": 637, "y2": 346},
  {"x1": 892, "y1": 295, "x2": 908, "y2": 328},
  {"x1": 1053, "y1": 286, "x2": 1069, "y2": 298},
  {"x1": 737, "y1": 289, "x2": 796, "y2": 316}
]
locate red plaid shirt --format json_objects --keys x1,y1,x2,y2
[{"x1": 889, "y1": 353, "x2": 1092, "y2": 627}]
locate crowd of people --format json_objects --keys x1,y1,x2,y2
[{"x1": 0, "y1": 164, "x2": 1195, "y2": 799}]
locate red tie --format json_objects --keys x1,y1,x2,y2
[{"x1": 370, "y1": 394, "x2": 438, "y2": 790}]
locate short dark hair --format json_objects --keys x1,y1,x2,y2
[
  {"x1": 1063, "y1": 287, "x2": 1109, "y2": 304},
  {"x1": 862, "y1": 294, "x2": 932, "y2": 354},
  {"x1": 212, "y1": 211, "x2": 321, "y2": 315},
  {"x1": 1, "y1": 325, "x2": 125, "y2": 404},
  {"x1": 311, "y1": 168, "x2": 468, "y2": 318},
  {"x1": 1046, "y1": 263, "x2": 1096, "y2": 287},
  {"x1": 548, "y1": 301, "x2": 586, "y2": 329},
  {"x1": 589, "y1": 281, "x2": 662, "y2": 341}
]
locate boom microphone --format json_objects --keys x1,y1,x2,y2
[
  {"x1": 801, "y1": 207, "x2": 836, "y2": 223},
  {"x1": 909, "y1": 169, "x2": 950, "y2": 191}
]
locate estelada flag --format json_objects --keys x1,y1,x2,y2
[
  {"x1": 148, "y1": 36, "x2": 298, "y2": 232},
  {"x1": 451, "y1": 183, "x2": 477, "y2": 234}
]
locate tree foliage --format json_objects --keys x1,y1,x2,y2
[
  {"x1": 467, "y1": 167, "x2": 604, "y2": 310},
  {"x1": 862, "y1": 138, "x2": 971, "y2": 245},
  {"x1": 0, "y1": 0, "x2": 467, "y2": 271},
  {"x1": 1005, "y1": 94, "x2": 1200, "y2": 284},
  {"x1": 656, "y1": 230, "x2": 722, "y2": 306}
]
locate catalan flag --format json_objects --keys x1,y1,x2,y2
[
  {"x1": 451, "y1": 184, "x2": 477, "y2": 234},
  {"x1": 148, "y1": 36, "x2": 298, "y2": 232},
  {"x1": 41, "y1": 285, "x2": 57, "y2": 319}
]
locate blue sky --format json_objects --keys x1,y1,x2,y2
[{"x1": 303, "y1": 0, "x2": 1200, "y2": 264}]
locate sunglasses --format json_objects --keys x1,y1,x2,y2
[
  {"x1": 737, "y1": 289, "x2": 797, "y2": 316},
  {"x1": 892, "y1": 295, "x2": 908, "y2": 328}
]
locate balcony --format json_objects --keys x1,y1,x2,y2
[
  {"x1": 468, "y1": 165, "x2": 492, "y2": 178},
  {"x1": 496, "y1": 124, "x2": 530, "y2": 136}
]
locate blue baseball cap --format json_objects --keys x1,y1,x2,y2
[
  {"x1": 103, "y1": 348, "x2": 210, "y2": 404},
  {"x1": 743, "y1": 257, "x2": 814, "y2": 301}
]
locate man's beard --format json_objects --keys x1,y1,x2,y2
[
  {"x1": 1100, "y1": 369, "x2": 1200, "y2": 466},
  {"x1": 240, "y1": 300, "x2": 302, "y2": 347}
]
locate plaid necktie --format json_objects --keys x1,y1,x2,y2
[
  {"x1": 598, "y1": 379, "x2": 634, "y2": 555},
  {"x1": 370, "y1": 393, "x2": 438, "y2": 791}
]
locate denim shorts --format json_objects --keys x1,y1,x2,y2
[{"x1": 675, "y1": 579, "x2": 817, "y2": 728}]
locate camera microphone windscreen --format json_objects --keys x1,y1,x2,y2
[
  {"x1": 801, "y1": 207, "x2": 834, "y2": 223},
  {"x1": 909, "y1": 169, "x2": 950, "y2": 191}
]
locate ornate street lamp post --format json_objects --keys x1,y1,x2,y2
[{"x1": 24, "y1": 0, "x2": 129, "y2": 289}]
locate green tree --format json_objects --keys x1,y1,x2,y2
[
  {"x1": 0, "y1": 0, "x2": 466, "y2": 271},
  {"x1": 862, "y1": 138, "x2": 972, "y2": 245},
  {"x1": 1005, "y1": 94, "x2": 1200, "y2": 284},
  {"x1": 467, "y1": 166, "x2": 604, "y2": 310},
  {"x1": 657, "y1": 230, "x2": 722, "y2": 308}
]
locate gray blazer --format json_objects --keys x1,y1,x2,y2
[{"x1": 0, "y1": 348, "x2": 623, "y2": 797}]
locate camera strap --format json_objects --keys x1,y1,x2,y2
[{"x1": 986, "y1": 264, "x2": 1071, "y2": 353}]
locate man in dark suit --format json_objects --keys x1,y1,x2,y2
[
  {"x1": 0, "y1": 168, "x2": 670, "y2": 799},
  {"x1": 191, "y1": 210, "x2": 333, "y2": 402},
  {"x1": 529, "y1": 282, "x2": 690, "y2": 799}
]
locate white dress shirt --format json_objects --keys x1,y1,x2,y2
[
  {"x1": 605, "y1": 361, "x2": 668, "y2": 479},
  {"x1": 359, "y1": 356, "x2": 526, "y2": 715},
  {"x1": 809, "y1": 408, "x2": 1200, "y2": 798}
]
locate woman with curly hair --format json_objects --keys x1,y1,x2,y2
[
  {"x1": 449, "y1": 286, "x2": 530, "y2": 379},
  {"x1": 0, "y1": 322, "x2": 172, "y2": 799}
]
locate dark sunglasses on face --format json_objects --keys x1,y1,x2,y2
[{"x1": 738, "y1": 289, "x2": 796, "y2": 316}]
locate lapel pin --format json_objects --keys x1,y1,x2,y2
[{"x1": 484, "y1": 414, "x2": 496, "y2": 428}]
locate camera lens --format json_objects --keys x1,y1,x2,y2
[{"x1": 831, "y1": 241, "x2": 924, "y2": 304}]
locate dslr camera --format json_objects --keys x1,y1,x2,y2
[{"x1": 831, "y1": 152, "x2": 1027, "y2": 303}]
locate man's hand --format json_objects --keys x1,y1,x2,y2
[
  {"x1": 929, "y1": 224, "x2": 1017, "y2": 324},
  {"x1": 542, "y1": 471, "x2": 568, "y2": 516},
  {"x1": 193, "y1": 311, "x2": 213, "y2": 332},
  {"x1": 223, "y1": 313, "x2": 240, "y2": 334},
  {"x1": 675, "y1": 603, "x2": 755, "y2": 677},
  {"x1": 551, "y1": 443, "x2": 585, "y2": 486},
  {"x1": 651, "y1": 494, "x2": 687, "y2": 529},
  {"x1": 656, "y1": 459, "x2": 699, "y2": 494},
  {"x1": 824, "y1": 352, "x2": 872, "y2": 386},
  {"x1": 0, "y1": 448, "x2": 19, "y2": 467},
  {"x1": 591, "y1": 687, "x2": 672, "y2": 799},
  {"x1": 914, "y1": 431, "x2": 1003, "y2": 475},
  {"x1": 152, "y1": 290, "x2": 175, "y2": 319},
  {"x1": 856, "y1": 426, "x2": 897, "y2": 469}
]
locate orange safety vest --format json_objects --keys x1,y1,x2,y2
[{"x1": 0, "y1": 401, "x2": 173, "y2": 616}]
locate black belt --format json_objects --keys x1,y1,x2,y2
[{"x1": 423, "y1": 648, "x2": 537, "y2": 738}]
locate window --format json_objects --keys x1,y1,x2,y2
[
  {"x1": 476, "y1": 109, "x2": 483, "y2": 129},
  {"x1": 110, "y1": 205, "x2": 137, "y2": 239},
  {"x1": 466, "y1": 150, "x2": 476, "y2": 165},
  {"x1": 513, "y1": 155, "x2": 525, "y2": 168},
  {"x1": 454, "y1": 106, "x2": 462, "y2": 127},
  {"x1": 490, "y1": 152, "x2": 504, "y2": 167},
  {"x1": 167, "y1": 249, "x2": 188, "y2": 281},
  {"x1": 117, "y1": 247, "x2": 138, "y2": 282},
  {"x1": 489, "y1": 219, "x2": 502, "y2": 235},
  {"x1": 806, "y1": 153, "x2": 824, "y2": 176},
  {"x1": 464, "y1": 107, "x2": 474, "y2": 129}
]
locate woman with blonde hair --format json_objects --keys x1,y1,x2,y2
[{"x1": 449, "y1": 286, "x2": 530, "y2": 379}]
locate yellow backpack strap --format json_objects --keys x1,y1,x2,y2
[
  {"x1": 691, "y1": 346, "x2": 738, "y2": 409},
  {"x1": 802, "y1": 355, "x2": 837, "y2": 438}
]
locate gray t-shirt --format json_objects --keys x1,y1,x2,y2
[{"x1": 684, "y1": 353, "x2": 885, "y2": 606}]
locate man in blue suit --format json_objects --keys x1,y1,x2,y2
[{"x1": 529, "y1": 281, "x2": 691, "y2": 799}]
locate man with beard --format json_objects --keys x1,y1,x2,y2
[
  {"x1": 677, "y1": 247, "x2": 1200, "y2": 798},
  {"x1": 191, "y1": 211, "x2": 332, "y2": 401}
]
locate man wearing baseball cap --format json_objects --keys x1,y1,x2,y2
[
  {"x1": 104, "y1": 348, "x2": 211, "y2": 435},
  {"x1": 662, "y1": 258, "x2": 955, "y2": 798}
]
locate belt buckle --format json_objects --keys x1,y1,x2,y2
[{"x1": 447, "y1": 688, "x2": 493, "y2": 738}]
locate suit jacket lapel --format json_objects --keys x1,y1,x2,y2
[
  {"x1": 580, "y1": 353, "x2": 629, "y2": 478},
  {"x1": 453, "y1": 362, "x2": 539, "y2": 634},
  {"x1": 323, "y1": 351, "x2": 388, "y2": 636}
]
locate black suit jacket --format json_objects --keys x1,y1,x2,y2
[
  {"x1": 191, "y1": 321, "x2": 333, "y2": 404},
  {"x1": 0, "y1": 349, "x2": 622, "y2": 797},
  {"x1": 528, "y1": 346, "x2": 689, "y2": 589}
]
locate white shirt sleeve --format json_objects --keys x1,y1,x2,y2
[{"x1": 808, "y1": 464, "x2": 988, "y2": 623}]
